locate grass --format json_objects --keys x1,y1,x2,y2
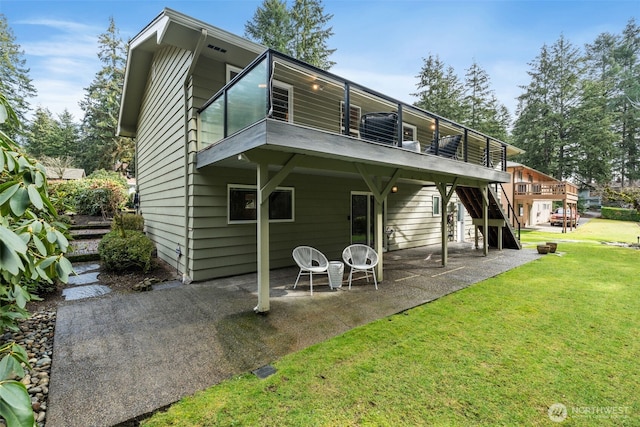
[{"x1": 143, "y1": 219, "x2": 640, "y2": 426}]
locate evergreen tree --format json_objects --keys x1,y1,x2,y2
[
  {"x1": 245, "y1": 0, "x2": 293, "y2": 54},
  {"x1": 78, "y1": 17, "x2": 132, "y2": 175},
  {"x1": 23, "y1": 106, "x2": 57, "y2": 159},
  {"x1": 0, "y1": 14, "x2": 36, "y2": 136},
  {"x1": 513, "y1": 36, "x2": 583, "y2": 180},
  {"x1": 462, "y1": 61, "x2": 510, "y2": 139},
  {"x1": 245, "y1": 0, "x2": 336, "y2": 70},
  {"x1": 572, "y1": 79, "x2": 616, "y2": 184},
  {"x1": 23, "y1": 107, "x2": 79, "y2": 161},
  {"x1": 289, "y1": 0, "x2": 336, "y2": 70},
  {"x1": 412, "y1": 54, "x2": 466, "y2": 122},
  {"x1": 612, "y1": 19, "x2": 640, "y2": 185}
]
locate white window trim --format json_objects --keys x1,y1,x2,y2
[
  {"x1": 227, "y1": 184, "x2": 295, "y2": 224},
  {"x1": 226, "y1": 64, "x2": 243, "y2": 83},
  {"x1": 272, "y1": 81, "x2": 294, "y2": 123},
  {"x1": 433, "y1": 195, "x2": 441, "y2": 216},
  {"x1": 402, "y1": 123, "x2": 417, "y2": 141}
]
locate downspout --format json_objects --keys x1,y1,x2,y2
[{"x1": 181, "y1": 28, "x2": 208, "y2": 283}]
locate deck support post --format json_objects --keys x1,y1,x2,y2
[
  {"x1": 255, "y1": 162, "x2": 271, "y2": 313},
  {"x1": 482, "y1": 185, "x2": 489, "y2": 256},
  {"x1": 436, "y1": 178, "x2": 458, "y2": 267}
]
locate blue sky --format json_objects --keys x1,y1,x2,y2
[{"x1": 1, "y1": 0, "x2": 638, "y2": 122}]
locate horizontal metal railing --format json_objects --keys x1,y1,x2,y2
[{"x1": 199, "y1": 49, "x2": 510, "y2": 171}]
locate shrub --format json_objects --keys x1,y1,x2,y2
[
  {"x1": 47, "y1": 170, "x2": 129, "y2": 217},
  {"x1": 112, "y1": 213, "x2": 144, "y2": 232},
  {"x1": 98, "y1": 230, "x2": 155, "y2": 272},
  {"x1": 601, "y1": 207, "x2": 640, "y2": 222}
]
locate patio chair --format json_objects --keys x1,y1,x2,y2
[
  {"x1": 425, "y1": 134, "x2": 462, "y2": 159},
  {"x1": 292, "y1": 246, "x2": 330, "y2": 295},
  {"x1": 360, "y1": 112, "x2": 398, "y2": 145},
  {"x1": 342, "y1": 244, "x2": 379, "y2": 290}
]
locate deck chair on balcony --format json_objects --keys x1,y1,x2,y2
[
  {"x1": 360, "y1": 112, "x2": 398, "y2": 145},
  {"x1": 425, "y1": 134, "x2": 462, "y2": 159},
  {"x1": 342, "y1": 244, "x2": 379, "y2": 290},
  {"x1": 292, "y1": 246, "x2": 329, "y2": 295}
]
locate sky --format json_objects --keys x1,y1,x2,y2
[{"x1": 1, "y1": 0, "x2": 638, "y2": 122}]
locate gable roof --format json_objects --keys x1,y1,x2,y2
[
  {"x1": 45, "y1": 167, "x2": 86, "y2": 180},
  {"x1": 118, "y1": 8, "x2": 265, "y2": 138}
]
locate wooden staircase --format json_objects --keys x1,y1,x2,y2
[{"x1": 456, "y1": 186, "x2": 521, "y2": 250}]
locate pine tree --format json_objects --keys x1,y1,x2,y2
[
  {"x1": 244, "y1": 0, "x2": 293, "y2": 55},
  {"x1": 0, "y1": 14, "x2": 36, "y2": 136},
  {"x1": 612, "y1": 19, "x2": 640, "y2": 185},
  {"x1": 245, "y1": 0, "x2": 336, "y2": 70},
  {"x1": 78, "y1": 17, "x2": 132, "y2": 175},
  {"x1": 462, "y1": 61, "x2": 510, "y2": 140},
  {"x1": 289, "y1": 0, "x2": 336, "y2": 70},
  {"x1": 513, "y1": 36, "x2": 583, "y2": 180},
  {"x1": 412, "y1": 54, "x2": 466, "y2": 122}
]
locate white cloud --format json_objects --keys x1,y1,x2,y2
[{"x1": 17, "y1": 18, "x2": 101, "y2": 120}]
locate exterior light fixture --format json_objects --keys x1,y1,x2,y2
[{"x1": 391, "y1": 186, "x2": 398, "y2": 193}]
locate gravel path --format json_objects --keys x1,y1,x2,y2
[{"x1": 0, "y1": 310, "x2": 55, "y2": 427}]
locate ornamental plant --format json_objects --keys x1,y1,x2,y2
[{"x1": 1, "y1": 93, "x2": 72, "y2": 425}]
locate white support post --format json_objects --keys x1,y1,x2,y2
[
  {"x1": 255, "y1": 163, "x2": 270, "y2": 313},
  {"x1": 482, "y1": 185, "x2": 489, "y2": 256},
  {"x1": 374, "y1": 197, "x2": 384, "y2": 282}
]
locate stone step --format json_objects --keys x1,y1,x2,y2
[
  {"x1": 67, "y1": 238, "x2": 101, "y2": 262},
  {"x1": 70, "y1": 228, "x2": 111, "y2": 240}
]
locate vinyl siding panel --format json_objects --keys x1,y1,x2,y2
[
  {"x1": 136, "y1": 46, "x2": 191, "y2": 271},
  {"x1": 188, "y1": 167, "x2": 368, "y2": 281}
]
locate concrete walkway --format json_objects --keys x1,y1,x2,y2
[{"x1": 47, "y1": 243, "x2": 541, "y2": 426}]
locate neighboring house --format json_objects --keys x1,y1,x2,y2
[
  {"x1": 45, "y1": 167, "x2": 86, "y2": 181},
  {"x1": 118, "y1": 9, "x2": 523, "y2": 312},
  {"x1": 502, "y1": 162, "x2": 578, "y2": 231}
]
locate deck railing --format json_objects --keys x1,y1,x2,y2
[
  {"x1": 199, "y1": 49, "x2": 509, "y2": 171},
  {"x1": 514, "y1": 181, "x2": 578, "y2": 197}
]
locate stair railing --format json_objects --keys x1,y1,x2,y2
[{"x1": 498, "y1": 183, "x2": 521, "y2": 240}]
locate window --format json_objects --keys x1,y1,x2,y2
[
  {"x1": 228, "y1": 185, "x2": 295, "y2": 223},
  {"x1": 226, "y1": 64, "x2": 242, "y2": 82},
  {"x1": 433, "y1": 195, "x2": 441, "y2": 216},
  {"x1": 272, "y1": 82, "x2": 293, "y2": 123},
  {"x1": 518, "y1": 204, "x2": 524, "y2": 216},
  {"x1": 340, "y1": 102, "x2": 361, "y2": 137},
  {"x1": 402, "y1": 123, "x2": 417, "y2": 141}
]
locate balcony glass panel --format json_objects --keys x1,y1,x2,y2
[
  {"x1": 227, "y1": 58, "x2": 268, "y2": 135},
  {"x1": 200, "y1": 97, "x2": 224, "y2": 149}
]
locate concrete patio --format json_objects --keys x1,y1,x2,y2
[{"x1": 47, "y1": 243, "x2": 541, "y2": 426}]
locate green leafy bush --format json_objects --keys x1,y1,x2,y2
[
  {"x1": 112, "y1": 213, "x2": 144, "y2": 232},
  {"x1": 47, "y1": 170, "x2": 128, "y2": 217},
  {"x1": 2, "y1": 92, "x2": 70, "y2": 425},
  {"x1": 601, "y1": 207, "x2": 640, "y2": 222},
  {"x1": 98, "y1": 230, "x2": 155, "y2": 272}
]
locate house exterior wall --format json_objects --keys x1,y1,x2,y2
[
  {"x1": 136, "y1": 45, "x2": 192, "y2": 272},
  {"x1": 386, "y1": 185, "x2": 473, "y2": 250},
  {"x1": 188, "y1": 167, "x2": 373, "y2": 281}
]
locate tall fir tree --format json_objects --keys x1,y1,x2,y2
[
  {"x1": 244, "y1": 0, "x2": 293, "y2": 55},
  {"x1": 412, "y1": 54, "x2": 466, "y2": 123},
  {"x1": 245, "y1": 0, "x2": 336, "y2": 70},
  {"x1": 513, "y1": 36, "x2": 583, "y2": 180},
  {"x1": 78, "y1": 17, "x2": 132, "y2": 175},
  {"x1": 0, "y1": 14, "x2": 36, "y2": 137},
  {"x1": 612, "y1": 19, "x2": 640, "y2": 185},
  {"x1": 289, "y1": 0, "x2": 336, "y2": 70},
  {"x1": 462, "y1": 61, "x2": 510, "y2": 140}
]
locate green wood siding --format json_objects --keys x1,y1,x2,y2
[{"x1": 136, "y1": 46, "x2": 191, "y2": 271}]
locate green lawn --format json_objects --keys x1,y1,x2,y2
[{"x1": 143, "y1": 219, "x2": 640, "y2": 426}]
